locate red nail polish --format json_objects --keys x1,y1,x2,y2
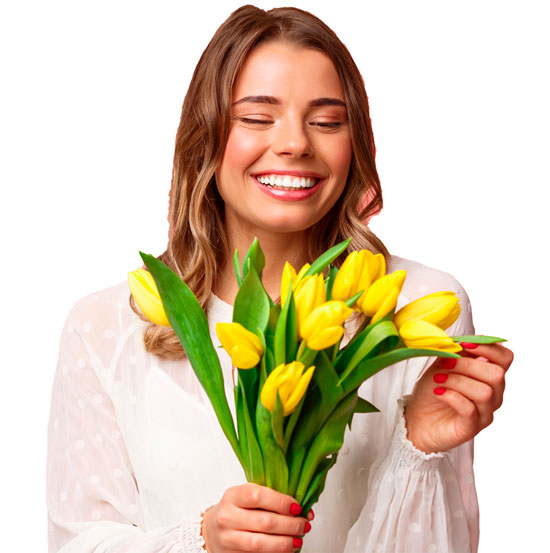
[
  {"x1": 434, "y1": 387, "x2": 446, "y2": 395},
  {"x1": 461, "y1": 342, "x2": 479, "y2": 349},
  {"x1": 304, "y1": 521, "x2": 312, "y2": 534},
  {"x1": 307, "y1": 508, "x2": 315, "y2": 521},
  {"x1": 433, "y1": 373, "x2": 448, "y2": 384},
  {"x1": 293, "y1": 537, "x2": 303, "y2": 548},
  {"x1": 290, "y1": 503, "x2": 302, "y2": 516},
  {"x1": 440, "y1": 358, "x2": 457, "y2": 370}
]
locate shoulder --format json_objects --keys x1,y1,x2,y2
[
  {"x1": 389, "y1": 255, "x2": 470, "y2": 305},
  {"x1": 389, "y1": 255, "x2": 474, "y2": 334},
  {"x1": 63, "y1": 281, "x2": 145, "y2": 345}
]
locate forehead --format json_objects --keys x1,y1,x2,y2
[{"x1": 233, "y1": 41, "x2": 345, "y2": 101}]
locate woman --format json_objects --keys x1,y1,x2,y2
[{"x1": 46, "y1": 6, "x2": 513, "y2": 552}]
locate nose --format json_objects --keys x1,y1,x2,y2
[{"x1": 273, "y1": 115, "x2": 314, "y2": 159}]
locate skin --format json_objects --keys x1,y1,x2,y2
[
  {"x1": 215, "y1": 41, "x2": 352, "y2": 303},
  {"x1": 203, "y1": 40, "x2": 514, "y2": 552},
  {"x1": 405, "y1": 343, "x2": 513, "y2": 454}
]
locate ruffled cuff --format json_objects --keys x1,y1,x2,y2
[
  {"x1": 394, "y1": 395, "x2": 447, "y2": 471},
  {"x1": 178, "y1": 505, "x2": 211, "y2": 552}
]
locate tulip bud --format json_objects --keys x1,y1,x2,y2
[
  {"x1": 128, "y1": 268, "x2": 171, "y2": 327},
  {"x1": 399, "y1": 319, "x2": 462, "y2": 353},
  {"x1": 394, "y1": 291, "x2": 461, "y2": 331},
  {"x1": 358, "y1": 270, "x2": 406, "y2": 323},
  {"x1": 280, "y1": 262, "x2": 311, "y2": 307},
  {"x1": 260, "y1": 361, "x2": 315, "y2": 416},
  {"x1": 216, "y1": 322, "x2": 264, "y2": 369},
  {"x1": 294, "y1": 273, "x2": 326, "y2": 335},
  {"x1": 332, "y1": 250, "x2": 386, "y2": 308},
  {"x1": 301, "y1": 300, "x2": 353, "y2": 350}
]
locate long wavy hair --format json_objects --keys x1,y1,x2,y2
[{"x1": 131, "y1": 4, "x2": 390, "y2": 360}]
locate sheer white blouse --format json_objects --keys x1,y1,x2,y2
[{"x1": 47, "y1": 256, "x2": 479, "y2": 553}]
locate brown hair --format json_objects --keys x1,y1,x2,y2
[{"x1": 131, "y1": 4, "x2": 389, "y2": 359}]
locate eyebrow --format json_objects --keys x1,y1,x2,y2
[{"x1": 232, "y1": 95, "x2": 346, "y2": 108}]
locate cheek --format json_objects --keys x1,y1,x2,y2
[{"x1": 221, "y1": 128, "x2": 264, "y2": 175}]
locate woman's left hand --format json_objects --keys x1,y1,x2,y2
[{"x1": 404, "y1": 342, "x2": 514, "y2": 454}]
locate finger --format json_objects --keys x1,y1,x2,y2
[
  {"x1": 230, "y1": 508, "x2": 308, "y2": 537},
  {"x1": 461, "y1": 342, "x2": 513, "y2": 371},
  {"x1": 227, "y1": 483, "x2": 302, "y2": 516},
  {"x1": 435, "y1": 373, "x2": 497, "y2": 426},
  {"x1": 439, "y1": 356, "x2": 506, "y2": 400},
  {"x1": 224, "y1": 529, "x2": 301, "y2": 552},
  {"x1": 431, "y1": 388, "x2": 480, "y2": 435}
]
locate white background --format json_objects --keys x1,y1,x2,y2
[{"x1": 1, "y1": 0, "x2": 548, "y2": 550}]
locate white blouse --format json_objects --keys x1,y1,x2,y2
[{"x1": 47, "y1": 256, "x2": 478, "y2": 553}]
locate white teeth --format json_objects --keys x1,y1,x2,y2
[{"x1": 255, "y1": 174, "x2": 318, "y2": 189}]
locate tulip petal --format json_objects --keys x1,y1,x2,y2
[
  {"x1": 400, "y1": 320, "x2": 462, "y2": 353},
  {"x1": 128, "y1": 269, "x2": 171, "y2": 326}
]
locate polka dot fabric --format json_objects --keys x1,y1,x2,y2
[{"x1": 47, "y1": 256, "x2": 478, "y2": 552}]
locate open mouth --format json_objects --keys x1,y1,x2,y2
[{"x1": 254, "y1": 174, "x2": 320, "y2": 191}]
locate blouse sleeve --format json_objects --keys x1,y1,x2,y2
[
  {"x1": 46, "y1": 300, "x2": 206, "y2": 552},
  {"x1": 345, "y1": 272, "x2": 479, "y2": 553}
]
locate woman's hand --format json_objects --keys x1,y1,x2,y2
[
  {"x1": 201, "y1": 483, "x2": 312, "y2": 553},
  {"x1": 405, "y1": 342, "x2": 514, "y2": 454}
]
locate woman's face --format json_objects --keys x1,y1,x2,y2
[{"x1": 216, "y1": 41, "x2": 352, "y2": 238}]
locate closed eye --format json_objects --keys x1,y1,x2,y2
[
  {"x1": 236, "y1": 117, "x2": 273, "y2": 125},
  {"x1": 311, "y1": 122, "x2": 342, "y2": 128}
]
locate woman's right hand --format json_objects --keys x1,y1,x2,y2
[{"x1": 201, "y1": 483, "x2": 312, "y2": 552}]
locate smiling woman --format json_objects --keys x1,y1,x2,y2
[{"x1": 46, "y1": 5, "x2": 513, "y2": 553}]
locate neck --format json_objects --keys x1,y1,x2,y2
[{"x1": 214, "y1": 224, "x2": 311, "y2": 305}]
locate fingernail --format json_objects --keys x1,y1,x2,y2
[
  {"x1": 304, "y1": 521, "x2": 312, "y2": 533},
  {"x1": 478, "y1": 356, "x2": 489, "y2": 362},
  {"x1": 290, "y1": 503, "x2": 302, "y2": 516},
  {"x1": 434, "y1": 387, "x2": 446, "y2": 395},
  {"x1": 307, "y1": 508, "x2": 315, "y2": 521},
  {"x1": 293, "y1": 537, "x2": 303, "y2": 548},
  {"x1": 440, "y1": 358, "x2": 457, "y2": 370},
  {"x1": 433, "y1": 373, "x2": 448, "y2": 384},
  {"x1": 461, "y1": 342, "x2": 479, "y2": 349}
]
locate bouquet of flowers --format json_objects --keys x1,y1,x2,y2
[{"x1": 128, "y1": 238, "x2": 501, "y2": 516}]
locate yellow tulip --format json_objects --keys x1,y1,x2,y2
[
  {"x1": 331, "y1": 250, "x2": 386, "y2": 309},
  {"x1": 128, "y1": 268, "x2": 170, "y2": 327},
  {"x1": 399, "y1": 319, "x2": 462, "y2": 353},
  {"x1": 280, "y1": 262, "x2": 311, "y2": 307},
  {"x1": 394, "y1": 291, "x2": 461, "y2": 331},
  {"x1": 359, "y1": 270, "x2": 407, "y2": 323},
  {"x1": 301, "y1": 301, "x2": 354, "y2": 350},
  {"x1": 260, "y1": 361, "x2": 315, "y2": 416},
  {"x1": 294, "y1": 273, "x2": 326, "y2": 335},
  {"x1": 215, "y1": 322, "x2": 264, "y2": 369}
]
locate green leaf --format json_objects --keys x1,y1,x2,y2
[
  {"x1": 238, "y1": 373, "x2": 265, "y2": 485},
  {"x1": 342, "y1": 347, "x2": 459, "y2": 394},
  {"x1": 337, "y1": 320, "x2": 399, "y2": 385},
  {"x1": 304, "y1": 238, "x2": 352, "y2": 277},
  {"x1": 287, "y1": 444, "x2": 307, "y2": 498},
  {"x1": 272, "y1": 393, "x2": 284, "y2": 449},
  {"x1": 274, "y1": 282, "x2": 291, "y2": 367},
  {"x1": 354, "y1": 396, "x2": 380, "y2": 413},
  {"x1": 233, "y1": 266, "x2": 270, "y2": 334},
  {"x1": 344, "y1": 290, "x2": 364, "y2": 308},
  {"x1": 295, "y1": 393, "x2": 357, "y2": 503},
  {"x1": 256, "y1": 401, "x2": 289, "y2": 492},
  {"x1": 241, "y1": 237, "x2": 265, "y2": 281},
  {"x1": 140, "y1": 252, "x2": 242, "y2": 466},
  {"x1": 325, "y1": 265, "x2": 338, "y2": 300},
  {"x1": 301, "y1": 455, "x2": 337, "y2": 514},
  {"x1": 238, "y1": 367, "x2": 259, "y2": 435},
  {"x1": 452, "y1": 334, "x2": 507, "y2": 344},
  {"x1": 313, "y1": 351, "x2": 344, "y2": 414},
  {"x1": 233, "y1": 249, "x2": 242, "y2": 287}
]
